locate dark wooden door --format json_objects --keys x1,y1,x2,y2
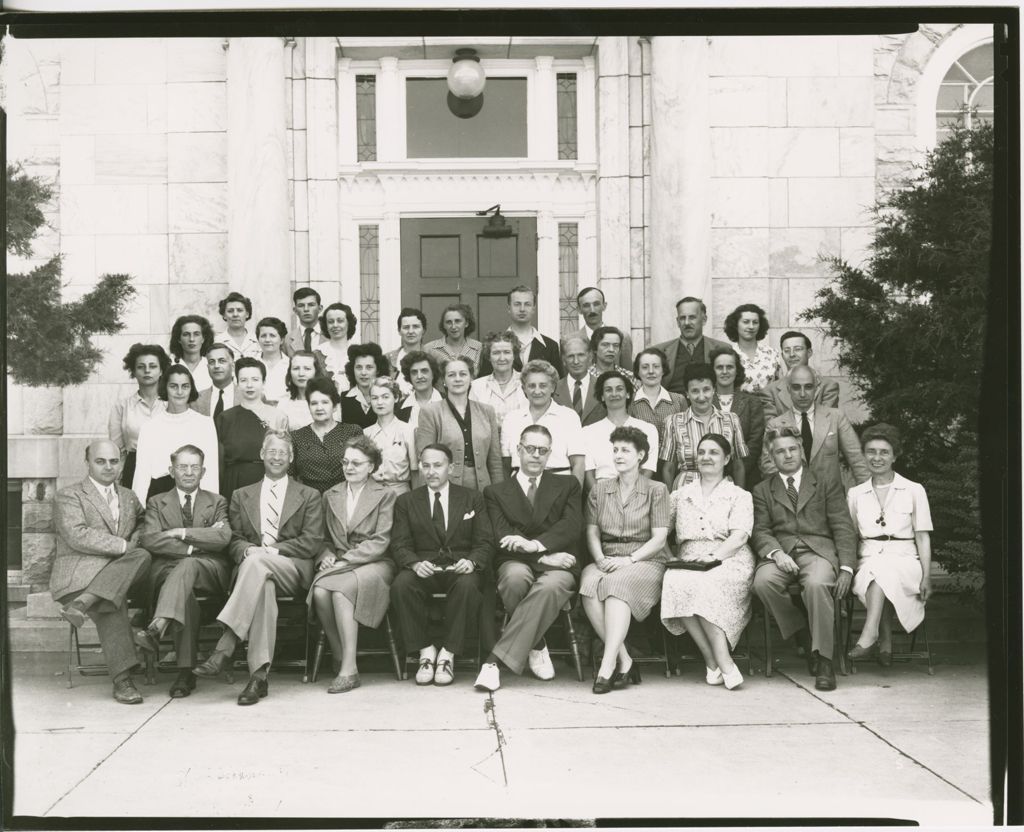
[{"x1": 400, "y1": 217, "x2": 537, "y2": 339}]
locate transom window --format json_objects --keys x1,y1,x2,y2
[{"x1": 935, "y1": 43, "x2": 994, "y2": 141}]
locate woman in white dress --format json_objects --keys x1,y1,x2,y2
[
  {"x1": 256, "y1": 316, "x2": 290, "y2": 405},
  {"x1": 582, "y1": 369, "x2": 659, "y2": 490},
  {"x1": 847, "y1": 423, "x2": 933, "y2": 666},
  {"x1": 315, "y1": 302, "x2": 357, "y2": 395}
]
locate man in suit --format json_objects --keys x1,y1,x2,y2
[
  {"x1": 576, "y1": 285, "x2": 633, "y2": 368},
  {"x1": 191, "y1": 342, "x2": 236, "y2": 418},
  {"x1": 652, "y1": 296, "x2": 732, "y2": 395},
  {"x1": 758, "y1": 330, "x2": 840, "y2": 419},
  {"x1": 136, "y1": 444, "x2": 231, "y2": 698},
  {"x1": 553, "y1": 334, "x2": 605, "y2": 427},
  {"x1": 475, "y1": 425, "x2": 582, "y2": 691},
  {"x1": 751, "y1": 426, "x2": 858, "y2": 691},
  {"x1": 480, "y1": 285, "x2": 564, "y2": 377},
  {"x1": 284, "y1": 286, "x2": 327, "y2": 356},
  {"x1": 389, "y1": 443, "x2": 495, "y2": 686},
  {"x1": 51, "y1": 440, "x2": 152, "y2": 704},
  {"x1": 760, "y1": 365, "x2": 870, "y2": 488},
  {"x1": 192, "y1": 429, "x2": 322, "y2": 705}
]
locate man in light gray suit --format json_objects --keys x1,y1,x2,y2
[
  {"x1": 758, "y1": 330, "x2": 840, "y2": 419},
  {"x1": 652, "y1": 296, "x2": 732, "y2": 396},
  {"x1": 552, "y1": 334, "x2": 605, "y2": 427},
  {"x1": 51, "y1": 440, "x2": 151, "y2": 704},
  {"x1": 191, "y1": 342, "x2": 236, "y2": 418}
]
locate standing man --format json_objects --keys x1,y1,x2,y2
[
  {"x1": 576, "y1": 286, "x2": 633, "y2": 368},
  {"x1": 480, "y1": 285, "x2": 564, "y2": 377},
  {"x1": 51, "y1": 440, "x2": 151, "y2": 704},
  {"x1": 191, "y1": 342, "x2": 236, "y2": 418},
  {"x1": 285, "y1": 287, "x2": 326, "y2": 356},
  {"x1": 137, "y1": 445, "x2": 231, "y2": 698},
  {"x1": 653, "y1": 296, "x2": 732, "y2": 396},
  {"x1": 752, "y1": 426, "x2": 858, "y2": 691},
  {"x1": 553, "y1": 334, "x2": 604, "y2": 426},
  {"x1": 389, "y1": 443, "x2": 494, "y2": 686},
  {"x1": 193, "y1": 430, "x2": 322, "y2": 705},
  {"x1": 758, "y1": 330, "x2": 840, "y2": 419},
  {"x1": 386, "y1": 308, "x2": 427, "y2": 396},
  {"x1": 589, "y1": 326, "x2": 639, "y2": 389}
]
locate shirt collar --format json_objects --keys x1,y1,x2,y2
[
  {"x1": 88, "y1": 477, "x2": 115, "y2": 498},
  {"x1": 177, "y1": 488, "x2": 199, "y2": 507},
  {"x1": 263, "y1": 475, "x2": 289, "y2": 493},
  {"x1": 516, "y1": 469, "x2": 542, "y2": 493},
  {"x1": 427, "y1": 482, "x2": 450, "y2": 503},
  {"x1": 793, "y1": 404, "x2": 815, "y2": 423},
  {"x1": 639, "y1": 386, "x2": 672, "y2": 406},
  {"x1": 778, "y1": 467, "x2": 803, "y2": 490}
]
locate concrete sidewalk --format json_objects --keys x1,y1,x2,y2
[{"x1": 10, "y1": 651, "x2": 992, "y2": 825}]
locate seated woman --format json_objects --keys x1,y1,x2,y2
[
  {"x1": 109, "y1": 342, "x2": 170, "y2": 488},
  {"x1": 847, "y1": 423, "x2": 933, "y2": 666},
  {"x1": 279, "y1": 350, "x2": 330, "y2": 430},
  {"x1": 398, "y1": 350, "x2": 443, "y2": 426},
  {"x1": 661, "y1": 434, "x2": 754, "y2": 690},
  {"x1": 580, "y1": 426, "x2": 670, "y2": 694},
  {"x1": 291, "y1": 377, "x2": 363, "y2": 494},
  {"x1": 256, "y1": 316, "x2": 290, "y2": 405},
  {"x1": 364, "y1": 377, "x2": 418, "y2": 495},
  {"x1": 709, "y1": 346, "x2": 764, "y2": 489},
  {"x1": 308, "y1": 435, "x2": 398, "y2": 694},
  {"x1": 582, "y1": 370, "x2": 660, "y2": 491},
  {"x1": 470, "y1": 331, "x2": 528, "y2": 425},
  {"x1": 340, "y1": 342, "x2": 389, "y2": 431}
]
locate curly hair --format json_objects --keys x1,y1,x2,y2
[
  {"x1": 593, "y1": 369, "x2": 636, "y2": 408},
  {"x1": 400, "y1": 350, "x2": 440, "y2": 385},
  {"x1": 708, "y1": 345, "x2": 747, "y2": 388},
  {"x1": 320, "y1": 302, "x2": 358, "y2": 340},
  {"x1": 158, "y1": 364, "x2": 200, "y2": 404},
  {"x1": 482, "y1": 330, "x2": 521, "y2": 364},
  {"x1": 609, "y1": 425, "x2": 650, "y2": 465},
  {"x1": 304, "y1": 376, "x2": 342, "y2": 406},
  {"x1": 285, "y1": 350, "x2": 328, "y2": 401},
  {"x1": 589, "y1": 325, "x2": 625, "y2": 355},
  {"x1": 723, "y1": 303, "x2": 770, "y2": 342},
  {"x1": 218, "y1": 291, "x2": 253, "y2": 320},
  {"x1": 343, "y1": 434, "x2": 383, "y2": 473},
  {"x1": 520, "y1": 359, "x2": 559, "y2": 389},
  {"x1": 441, "y1": 355, "x2": 476, "y2": 382},
  {"x1": 438, "y1": 303, "x2": 476, "y2": 337},
  {"x1": 860, "y1": 422, "x2": 902, "y2": 457},
  {"x1": 168, "y1": 315, "x2": 214, "y2": 361},
  {"x1": 344, "y1": 342, "x2": 389, "y2": 388},
  {"x1": 122, "y1": 343, "x2": 171, "y2": 379},
  {"x1": 369, "y1": 376, "x2": 403, "y2": 404}
]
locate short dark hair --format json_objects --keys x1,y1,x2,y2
[
  {"x1": 594, "y1": 369, "x2": 636, "y2": 408},
  {"x1": 344, "y1": 342, "x2": 389, "y2": 387},
  {"x1": 682, "y1": 362, "x2": 716, "y2": 391},
  {"x1": 123, "y1": 343, "x2": 171, "y2": 379},
  {"x1": 675, "y1": 296, "x2": 707, "y2": 315},
  {"x1": 438, "y1": 303, "x2": 476, "y2": 337},
  {"x1": 519, "y1": 424, "x2": 553, "y2": 445},
  {"x1": 723, "y1": 303, "x2": 770, "y2": 342},
  {"x1": 507, "y1": 285, "x2": 536, "y2": 304},
  {"x1": 304, "y1": 376, "x2": 341, "y2": 405},
  {"x1": 293, "y1": 287, "x2": 322, "y2": 306},
  {"x1": 397, "y1": 307, "x2": 427, "y2": 332},
  {"x1": 169, "y1": 315, "x2": 214, "y2": 361},
  {"x1": 170, "y1": 444, "x2": 206, "y2": 466},
  {"x1": 576, "y1": 286, "x2": 605, "y2": 305},
  {"x1": 708, "y1": 345, "x2": 747, "y2": 388},
  {"x1": 419, "y1": 442, "x2": 454, "y2": 463},
  {"x1": 255, "y1": 316, "x2": 288, "y2": 340},
  {"x1": 609, "y1": 425, "x2": 650, "y2": 465},
  {"x1": 632, "y1": 347, "x2": 668, "y2": 379},
  {"x1": 779, "y1": 330, "x2": 812, "y2": 351},
  {"x1": 158, "y1": 364, "x2": 200, "y2": 403},
  {"x1": 218, "y1": 291, "x2": 253, "y2": 320},
  {"x1": 697, "y1": 432, "x2": 732, "y2": 458},
  {"x1": 320, "y1": 302, "x2": 358, "y2": 339},
  {"x1": 234, "y1": 356, "x2": 267, "y2": 382},
  {"x1": 441, "y1": 355, "x2": 476, "y2": 381},
  {"x1": 400, "y1": 349, "x2": 440, "y2": 384},
  {"x1": 482, "y1": 330, "x2": 521, "y2": 363},
  {"x1": 343, "y1": 434, "x2": 383, "y2": 472},
  {"x1": 285, "y1": 350, "x2": 327, "y2": 400},
  {"x1": 861, "y1": 422, "x2": 902, "y2": 457},
  {"x1": 589, "y1": 325, "x2": 624, "y2": 355}
]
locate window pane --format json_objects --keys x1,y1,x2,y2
[
  {"x1": 971, "y1": 82, "x2": 994, "y2": 112},
  {"x1": 406, "y1": 78, "x2": 528, "y2": 158},
  {"x1": 937, "y1": 83, "x2": 968, "y2": 112},
  {"x1": 958, "y1": 44, "x2": 994, "y2": 84},
  {"x1": 558, "y1": 223, "x2": 579, "y2": 338},
  {"x1": 356, "y1": 76, "x2": 377, "y2": 163},
  {"x1": 557, "y1": 73, "x2": 578, "y2": 160},
  {"x1": 359, "y1": 225, "x2": 381, "y2": 343}
]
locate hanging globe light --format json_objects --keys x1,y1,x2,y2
[{"x1": 446, "y1": 48, "x2": 486, "y2": 100}]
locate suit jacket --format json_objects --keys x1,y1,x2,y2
[
  {"x1": 480, "y1": 332, "x2": 564, "y2": 378},
  {"x1": 483, "y1": 473, "x2": 582, "y2": 576},
  {"x1": 760, "y1": 407, "x2": 870, "y2": 487},
  {"x1": 652, "y1": 334, "x2": 733, "y2": 383},
  {"x1": 227, "y1": 478, "x2": 323, "y2": 588},
  {"x1": 715, "y1": 389, "x2": 765, "y2": 485},
  {"x1": 191, "y1": 384, "x2": 238, "y2": 418},
  {"x1": 553, "y1": 375, "x2": 605, "y2": 427},
  {"x1": 140, "y1": 488, "x2": 231, "y2": 560},
  {"x1": 50, "y1": 478, "x2": 145, "y2": 601},
  {"x1": 577, "y1": 326, "x2": 634, "y2": 369},
  {"x1": 284, "y1": 327, "x2": 328, "y2": 357},
  {"x1": 758, "y1": 375, "x2": 840, "y2": 420},
  {"x1": 751, "y1": 468, "x2": 858, "y2": 572},
  {"x1": 318, "y1": 479, "x2": 396, "y2": 569},
  {"x1": 390, "y1": 484, "x2": 494, "y2": 570},
  {"x1": 414, "y1": 399, "x2": 504, "y2": 489}
]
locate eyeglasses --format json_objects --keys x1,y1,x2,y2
[
  {"x1": 520, "y1": 445, "x2": 551, "y2": 457},
  {"x1": 341, "y1": 458, "x2": 369, "y2": 468},
  {"x1": 263, "y1": 450, "x2": 289, "y2": 460}
]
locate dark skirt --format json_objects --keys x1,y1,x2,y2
[
  {"x1": 146, "y1": 474, "x2": 175, "y2": 503},
  {"x1": 222, "y1": 461, "x2": 265, "y2": 502},
  {"x1": 120, "y1": 450, "x2": 137, "y2": 489}
]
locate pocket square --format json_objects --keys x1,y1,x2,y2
[{"x1": 463, "y1": 510, "x2": 475, "y2": 520}]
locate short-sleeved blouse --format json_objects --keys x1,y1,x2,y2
[
  {"x1": 364, "y1": 419, "x2": 418, "y2": 487},
  {"x1": 315, "y1": 343, "x2": 352, "y2": 395},
  {"x1": 659, "y1": 407, "x2": 748, "y2": 487},
  {"x1": 261, "y1": 356, "x2": 290, "y2": 404},
  {"x1": 290, "y1": 422, "x2": 363, "y2": 493},
  {"x1": 586, "y1": 477, "x2": 671, "y2": 563},
  {"x1": 847, "y1": 473, "x2": 933, "y2": 539},
  {"x1": 671, "y1": 478, "x2": 753, "y2": 561},
  {"x1": 582, "y1": 417, "x2": 659, "y2": 479},
  {"x1": 108, "y1": 392, "x2": 166, "y2": 453},
  {"x1": 732, "y1": 341, "x2": 781, "y2": 393},
  {"x1": 470, "y1": 372, "x2": 528, "y2": 426}
]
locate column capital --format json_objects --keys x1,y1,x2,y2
[{"x1": 534, "y1": 55, "x2": 555, "y2": 72}]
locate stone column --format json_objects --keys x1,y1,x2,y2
[
  {"x1": 226, "y1": 38, "x2": 291, "y2": 317},
  {"x1": 531, "y1": 56, "x2": 558, "y2": 160},
  {"x1": 649, "y1": 37, "x2": 711, "y2": 344}
]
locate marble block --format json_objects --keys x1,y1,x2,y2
[
  {"x1": 148, "y1": 184, "x2": 169, "y2": 234},
  {"x1": 708, "y1": 36, "x2": 839, "y2": 78},
  {"x1": 709, "y1": 78, "x2": 769, "y2": 127},
  {"x1": 146, "y1": 84, "x2": 168, "y2": 133},
  {"x1": 167, "y1": 83, "x2": 227, "y2": 132},
  {"x1": 60, "y1": 86, "x2": 148, "y2": 135},
  {"x1": 597, "y1": 177, "x2": 630, "y2": 277},
  {"x1": 168, "y1": 132, "x2": 227, "y2": 183},
  {"x1": 88, "y1": 334, "x2": 149, "y2": 384},
  {"x1": 169, "y1": 233, "x2": 228, "y2": 285},
  {"x1": 7, "y1": 437, "x2": 60, "y2": 479},
  {"x1": 95, "y1": 134, "x2": 168, "y2": 184},
  {"x1": 709, "y1": 178, "x2": 771, "y2": 228},
  {"x1": 788, "y1": 178, "x2": 874, "y2": 228},
  {"x1": 710, "y1": 277, "x2": 770, "y2": 330},
  {"x1": 768, "y1": 128, "x2": 840, "y2": 178},
  {"x1": 838, "y1": 37, "x2": 877, "y2": 77},
  {"x1": 166, "y1": 38, "x2": 228, "y2": 83},
  {"x1": 769, "y1": 228, "x2": 841, "y2": 277},
  {"x1": 305, "y1": 78, "x2": 339, "y2": 179},
  {"x1": 8, "y1": 383, "x2": 26, "y2": 436},
  {"x1": 58, "y1": 437, "x2": 95, "y2": 484},
  {"x1": 60, "y1": 135, "x2": 95, "y2": 185},
  {"x1": 875, "y1": 107, "x2": 913, "y2": 136},
  {"x1": 166, "y1": 282, "x2": 229, "y2": 321},
  {"x1": 168, "y1": 183, "x2": 228, "y2": 233},
  {"x1": 22, "y1": 534, "x2": 56, "y2": 588},
  {"x1": 597, "y1": 74, "x2": 629, "y2": 177},
  {"x1": 95, "y1": 235, "x2": 169, "y2": 286},
  {"x1": 59, "y1": 235, "x2": 97, "y2": 286},
  {"x1": 840, "y1": 226, "x2": 875, "y2": 268},
  {"x1": 95, "y1": 39, "x2": 167, "y2": 85},
  {"x1": 788, "y1": 278, "x2": 831, "y2": 327},
  {"x1": 710, "y1": 228, "x2": 769, "y2": 278},
  {"x1": 59, "y1": 185, "x2": 150, "y2": 236},
  {"x1": 22, "y1": 387, "x2": 63, "y2": 435},
  {"x1": 63, "y1": 384, "x2": 123, "y2": 435},
  {"x1": 787, "y1": 77, "x2": 874, "y2": 127},
  {"x1": 769, "y1": 180, "x2": 789, "y2": 228},
  {"x1": 59, "y1": 41, "x2": 96, "y2": 86},
  {"x1": 710, "y1": 128, "x2": 770, "y2": 178},
  {"x1": 839, "y1": 128, "x2": 875, "y2": 177}
]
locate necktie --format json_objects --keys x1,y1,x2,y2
[
  {"x1": 262, "y1": 482, "x2": 280, "y2": 546},
  {"x1": 182, "y1": 493, "x2": 193, "y2": 526},
  {"x1": 786, "y1": 476, "x2": 798, "y2": 508},
  {"x1": 432, "y1": 490, "x2": 446, "y2": 541},
  {"x1": 526, "y1": 477, "x2": 538, "y2": 507},
  {"x1": 214, "y1": 388, "x2": 225, "y2": 419},
  {"x1": 572, "y1": 379, "x2": 583, "y2": 416},
  {"x1": 801, "y1": 411, "x2": 813, "y2": 459},
  {"x1": 106, "y1": 486, "x2": 119, "y2": 524},
  {"x1": 304, "y1": 328, "x2": 313, "y2": 352}
]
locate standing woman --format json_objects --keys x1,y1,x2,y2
[
  {"x1": 470, "y1": 332, "x2": 528, "y2": 426},
  {"x1": 213, "y1": 292, "x2": 261, "y2": 361},
  {"x1": 315, "y1": 302, "x2": 358, "y2": 395},
  {"x1": 709, "y1": 346, "x2": 764, "y2": 490},
  {"x1": 280, "y1": 350, "x2": 329, "y2": 430},
  {"x1": 364, "y1": 378, "x2": 417, "y2": 495},
  {"x1": 108, "y1": 343, "x2": 170, "y2": 488},
  {"x1": 256, "y1": 316, "x2": 290, "y2": 405},
  {"x1": 847, "y1": 423, "x2": 933, "y2": 665},
  {"x1": 629, "y1": 347, "x2": 687, "y2": 434},
  {"x1": 398, "y1": 350, "x2": 443, "y2": 426},
  {"x1": 582, "y1": 370, "x2": 660, "y2": 491},
  {"x1": 341, "y1": 343, "x2": 389, "y2": 430},
  {"x1": 291, "y1": 377, "x2": 363, "y2": 494},
  {"x1": 415, "y1": 356, "x2": 504, "y2": 491},
  {"x1": 386, "y1": 308, "x2": 427, "y2": 397},
  {"x1": 215, "y1": 357, "x2": 288, "y2": 501},
  {"x1": 724, "y1": 303, "x2": 781, "y2": 394},
  {"x1": 308, "y1": 435, "x2": 397, "y2": 693},
  {"x1": 580, "y1": 426, "x2": 670, "y2": 694},
  {"x1": 132, "y1": 364, "x2": 219, "y2": 503},
  {"x1": 168, "y1": 315, "x2": 214, "y2": 393},
  {"x1": 424, "y1": 303, "x2": 482, "y2": 374}
]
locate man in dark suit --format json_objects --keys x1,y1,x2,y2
[
  {"x1": 751, "y1": 426, "x2": 858, "y2": 691},
  {"x1": 476, "y1": 425, "x2": 582, "y2": 691},
  {"x1": 137, "y1": 444, "x2": 231, "y2": 698},
  {"x1": 652, "y1": 296, "x2": 732, "y2": 395},
  {"x1": 758, "y1": 330, "x2": 840, "y2": 419},
  {"x1": 193, "y1": 429, "x2": 322, "y2": 705},
  {"x1": 191, "y1": 342, "x2": 236, "y2": 418},
  {"x1": 51, "y1": 440, "x2": 151, "y2": 704},
  {"x1": 389, "y1": 443, "x2": 495, "y2": 686},
  {"x1": 284, "y1": 286, "x2": 326, "y2": 356},
  {"x1": 479, "y1": 285, "x2": 564, "y2": 377},
  {"x1": 552, "y1": 334, "x2": 605, "y2": 426}
]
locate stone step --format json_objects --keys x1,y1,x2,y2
[{"x1": 8, "y1": 585, "x2": 31, "y2": 604}]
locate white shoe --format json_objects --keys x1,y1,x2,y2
[
  {"x1": 415, "y1": 647, "x2": 437, "y2": 685},
  {"x1": 474, "y1": 662, "x2": 501, "y2": 692},
  {"x1": 705, "y1": 666, "x2": 724, "y2": 686},
  {"x1": 433, "y1": 658, "x2": 455, "y2": 686},
  {"x1": 723, "y1": 666, "x2": 744, "y2": 690},
  {"x1": 528, "y1": 646, "x2": 556, "y2": 681}
]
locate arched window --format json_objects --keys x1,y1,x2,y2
[{"x1": 935, "y1": 43, "x2": 994, "y2": 142}]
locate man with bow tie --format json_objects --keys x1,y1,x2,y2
[
  {"x1": 51, "y1": 440, "x2": 152, "y2": 704},
  {"x1": 389, "y1": 443, "x2": 494, "y2": 686}
]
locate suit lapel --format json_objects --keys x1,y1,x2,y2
[
  {"x1": 810, "y1": 409, "x2": 829, "y2": 460},
  {"x1": 531, "y1": 472, "x2": 557, "y2": 522},
  {"x1": 166, "y1": 490, "x2": 185, "y2": 527},
  {"x1": 796, "y1": 470, "x2": 817, "y2": 514},
  {"x1": 278, "y1": 480, "x2": 302, "y2": 530},
  {"x1": 582, "y1": 379, "x2": 601, "y2": 422},
  {"x1": 347, "y1": 481, "x2": 380, "y2": 531},
  {"x1": 241, "y1": 485, "x2": 262, "y2": 539},
  {"x1": 770, "y1": 474, "x2": 796, "y2": 515},
  {"x1": 82, "y1": 480, "x2": 117, "y2": 532},
  {"x1": 443, "y1": 487, "x2": 465, "y2": 542}
]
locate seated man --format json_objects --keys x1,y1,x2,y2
[
  {"x1": 389, "y1": 443, "x2": 494, "y2": 686},
  {"x1": 51, "y1": 440, "x2": 151, "y2": 704},
  {"x1": 751, "y1": 426, "x2": 858, "y2": 691},
  {"x1": 137, "y1": 444, "x2": 231, "y2": 698},
  {"x1": 193, "y1": 429, "x2": 322, "y2": 705},
  {"x1": 476, "y1": 425, "x2": 582, "y2": 691}
]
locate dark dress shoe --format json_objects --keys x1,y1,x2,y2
[
  {"x1": 814, "y1": 657, "x2": 837, "y2": 691},
  {"x1": 848, "y1": 642, "x2": 878, "y2": 661},
  {"x1": 192, "y1": 650, "x2": 230, "y2": 678},
  {"x1": 877, "y1": 649, "x2": 893, "y2": 667},
  {"x1": 612, "y1": 661, "x2": 642, "y2": 688},
  {"x1": 237, "y1": 675, "x2": 268, "y2": 706},
  {"x1": 133, "y1": 627, "x2": 160, "y2": 655},
  {"x1": 113, "y1": 677, "x2": 143, "y2": 705},
  {"x1": 169, "y1": 670, "x2": 197, "y2": 698},
  {"x1": 794, "y1": 630, "x2": 817, "y2": 675},
  {"x1": 592, "y1": 675, "x2": 614, "y2": 694}
]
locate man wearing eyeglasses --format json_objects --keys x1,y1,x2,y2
[
  {"x1": 137, "y1": 445, "x2": 231, "y2": 698},
  {"x1": 193, "y1": 430, "x2": 322, "y2": 705},
  {"x1": 475, "y1": 425, "x2": 582, "y2": 691}
]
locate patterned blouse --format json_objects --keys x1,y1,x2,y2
[
  {"x1": 670, "y1": 478, "x2": 753, "y2": 561},
  {"x1": 659, "y1": 407, "x2": 749, "y2": 488},
  {"x1": 732, "y1": 341, "x2": 781, "y2": 393},
  {"x1": 290, "y1": 422, "x2": 363, "y2": 493},
  {"x1": 629, "y1": 387, "x2": 687, "y2": 435},
  {"x1": 424, "y1": 337, "x2": 483, "y2": 375},
  {"x1": 586, "y1": 476, "x2": 671, "y2": 563}
]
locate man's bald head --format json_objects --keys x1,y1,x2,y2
[
  {"x1": 85, "y1": 439, "x2": 121, "y2": 462},
  {"x1": 85, "y1": 440, "x2": 122, "y2": 487},
  {"x1": 787, "y1": 365, "x2": 818, "y2": 413}
]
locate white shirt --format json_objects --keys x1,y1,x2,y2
[
  {"x1": 777, "y1": 467, "x2": 803, "y2": 493},
  {"x1": 515, "y1": 469, "x2": 541, "y2": 499},
  {"x1": 470, "y1": 372, "x2": 527, "y2": 425},
  {"x1": 259, "y1": 475, "x2": 289, "y2": 549},
  {"x1": 403, "y1": 389, "x2": 443, "y2": 428},
  {"x1": 89, "y1": 477, "x2": 119, "y2": 523},
  {"x1": 582, "y1": 416, "x2": 660, "y2": 479},
  {"x1": 426, "y1": 482, "x2": 451, "y2": 529},
  {"x1": 792, "y1": 404, "x2": 816, "y2": 432},
  {"x1": 176, "y1": 487, "x2": 199, "y2": 510},
  {"x1": 346, "y1": 483, "x2": 365, "y2": 524},
  {"x1": 182, "y1": 358, "x2": 212, "y2": 393},
  {"x1": 132, "y1": 409, "x2": 220, "y2": 504},
  {"x1": 501, "y1": 402, "x2": 584, "y2": 471},
  {"x1": 510, "y1": 327, "x2": 542, "y2": 363},
  {"x1": 210, "y1": 383, "x2": 236, "y2": 412}
]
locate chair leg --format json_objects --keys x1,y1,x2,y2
[
  {"x1": 310, "y1": 628, "x2": 326, "y2": 684},
  {"x1": 563, "y1": 610, "x2": 584, "y2": 683},
  {"x1": 744, "y1": 623, "x2": 754, "y2": 677},
  {"x1": 384, "y1": 614, "x2": 404, "y2": 682},
  {"x1": 660, "y1": 629, "x2": 671, "y2": 679},
  {"x1": 67, "y1": 625, "x2": 75, "y2": 689},
  {"x1": 762, "y1": 604, "x2": 774, "y2": 678},
  {"x1": 921, "y1": 619, "x2": 934, "y2": 675},
  {"x1": 835, "y1": 599, "x2": 848, "y2": 677},
  {"x1": 144, "y1": 652, "x2": 157, "y2": 685}
]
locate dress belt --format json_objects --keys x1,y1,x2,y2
[
  {"x1": 602, "y1": 536, "x2": 643, "y2": 544},
  {"x1": 864, "y1": 535, "x2": 914, "y2": 541}
]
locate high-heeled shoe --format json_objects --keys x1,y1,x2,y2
[
  {"x1": 592, "y1": 675, "x2": 614, "y2": 694},
  {"x1": 612, "y1": 660, "x2": 642, "y2": 688},
  {"x1": 877, "y1": 648, "x2": 893, "y2": 667},
  {"x1": 848, "y1": 641, "x2": 878, "y2": 661}
]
